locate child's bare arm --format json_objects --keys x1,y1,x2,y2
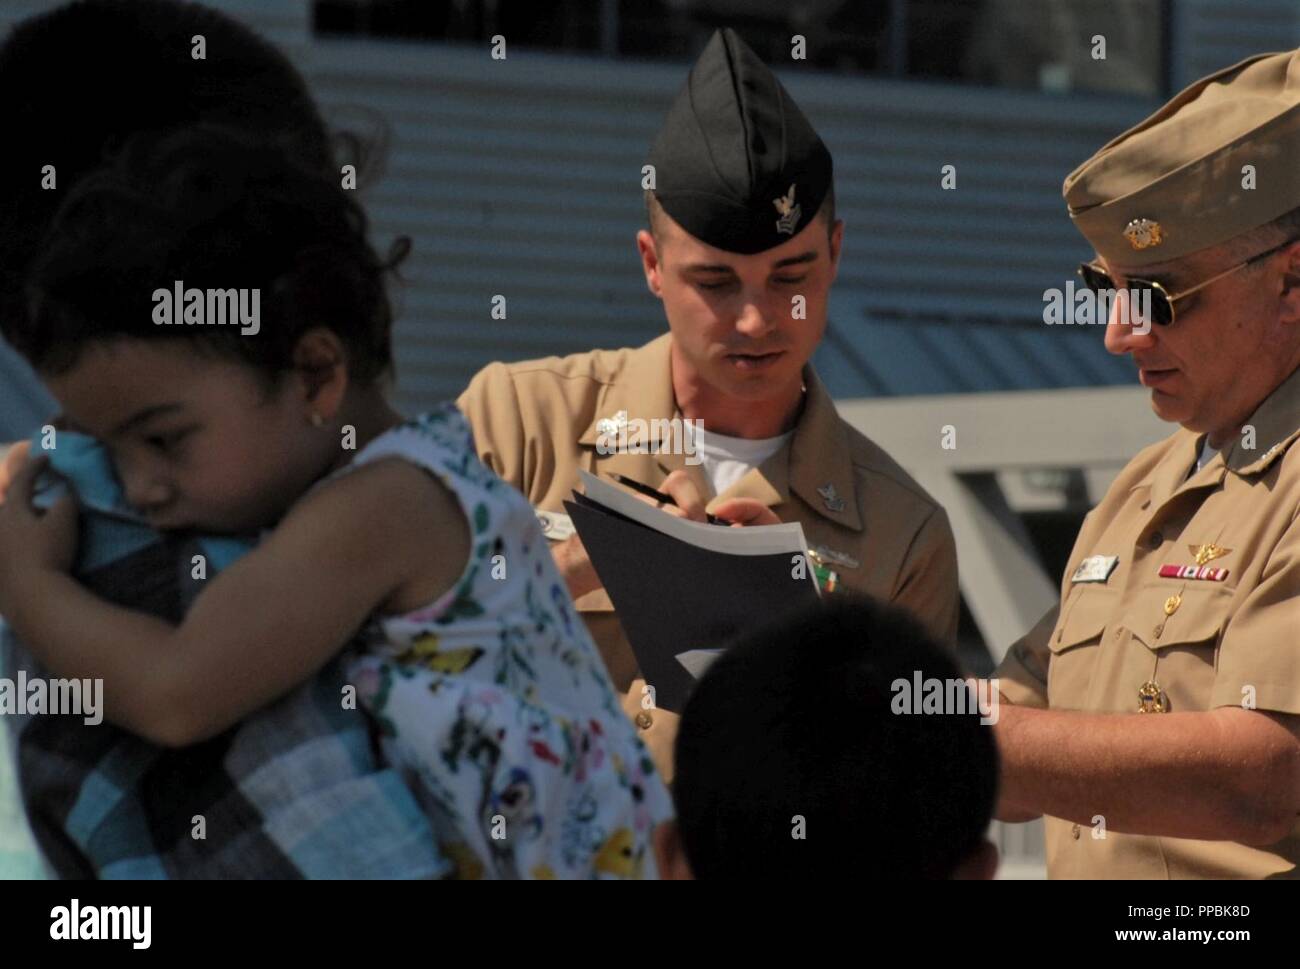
[
  {"x1": 0, "y1": 439, "x2": 31, "y2": 504},
  {"x1": 2, "y1": 458, "x2": 469, "y2": 747}
]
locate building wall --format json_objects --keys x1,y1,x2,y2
[{"x1": 3, "y1": 0, "x2": 1297, "y2": 422}]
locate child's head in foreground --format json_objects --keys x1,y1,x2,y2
[
  {"x1": 658, "y1": 595, "x2": 1000, "y2": 880},
  {"x1": 0, "y1": 0, "x2": 402, "y2": 537}
]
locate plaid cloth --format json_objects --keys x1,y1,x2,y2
[{"x1": 0, "y1": 431, "x2": 448, "y2": 879}]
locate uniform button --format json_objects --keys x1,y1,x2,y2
[
  {"x1": 1071, "y1": 824, "x2": 1081, "y2": 840},
  {"x1": 634, "y1": 712, "x2": 654, "y2": 730},
  {"x1": 1163, "y1": 594, "x2": 1181, "y2": 616},
  {"x1": 1146, "y1": 531, "x2": 1163, "y2": 550}
]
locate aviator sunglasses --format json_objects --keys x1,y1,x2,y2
[{"x1": 1077, "y1": 234, "x2": 1300, "y2": 327}]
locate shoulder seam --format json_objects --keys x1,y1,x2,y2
[
  {"x1": 505, "y1": 365, "x2": 617, "y2": 387},
  {"x1": 849, "y1": 457, "x2": 941, "y2": 511}
]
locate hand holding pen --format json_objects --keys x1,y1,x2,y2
[
  {"x1": 609, "y1": 472, "x2": 731, "y2": 525},
  {"x1": 609, "y1": 471, "x2": 782, "y2": 528}
]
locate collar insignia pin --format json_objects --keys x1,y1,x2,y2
[
  {"x1": 817, "y1": 483, "x2": 846, "y2": 513},
  {"x1": 596, "y1": 409, "x2": 628, "y2": 438}
]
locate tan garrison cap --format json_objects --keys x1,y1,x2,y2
[{"x1": 1064, "y1": 49, "x2": 1300, "y2": 267}]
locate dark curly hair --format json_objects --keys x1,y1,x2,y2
[{"x1": 17, "y1": 123, "x2": 407, "y2": 387}]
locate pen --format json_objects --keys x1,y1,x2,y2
[{"x1": 608, "y1": 473, "x2": 731, "y2": 526}]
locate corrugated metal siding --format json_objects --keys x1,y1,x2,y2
[
  {"x1": 815, "y1": 314, "x2": 1137, "y2": 397},
  {"x1": 303, "y1": 37, "x2": 1161, "y2": 409},
  {"x1": 815, "y1": 317, "x2": 1136, "y2": 397},
  {"x1": 1, "y1": 0, "x2": 1297, "y2": 416},
  {"x1": 1171, "y1": 0, "x2": 1300, "y2": 89},
  {"x1": 0, "y1": 0, "x2": 309, "y2": 49}
]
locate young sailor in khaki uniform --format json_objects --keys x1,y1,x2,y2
[
  {"x1": 995, "y1": 49, "x2": 1300, "y2": 878},
  {"x1": 458, "y1": 29, "x2": 959, "y2": 781}
]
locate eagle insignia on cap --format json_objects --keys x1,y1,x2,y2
[
  {"x1": 773, "y1": 184, "x2": 801, "y2": 235},
  {"x1": 1123, "y1": 218, "x2": 1164, "y2": 250}
]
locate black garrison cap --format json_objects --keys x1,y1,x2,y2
[{"x1": 646, "y1": 28, "x2": 834, "y2": 254}]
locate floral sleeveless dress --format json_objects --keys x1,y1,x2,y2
[{"x1": 336, "y1": 405, "x2": 672, "y2": 879}]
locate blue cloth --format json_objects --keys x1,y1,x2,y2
[{"x1": 0, "y1": 431, "x2": 447, "y2": 878}]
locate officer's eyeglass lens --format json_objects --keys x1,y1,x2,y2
[{"x1": 1076, "y1": 264, "x2": 1174, "y2": 327}]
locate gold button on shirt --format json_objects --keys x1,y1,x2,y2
[
  {"x1": 998, "y1": 364, "x2": 1300, "y2": 878},
  {"x1": 458, "y1": 334, "x2": 961, "y2": 784}
]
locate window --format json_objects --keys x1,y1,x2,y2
[{"x1": 314, "y1": 0, "x2": 1167, "y2": 97}]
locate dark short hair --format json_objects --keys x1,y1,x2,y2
[
  {"x1": 1226, "y1": 204, "x2": 1300, "y2": 264},
  {"x1": 18, "y1": 123, "x2": 404, "y2": 385},
  {"x1": 673, "y1": 594, "x2": 998, "y2": 880}
]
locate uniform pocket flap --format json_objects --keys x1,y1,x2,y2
[
  {"x1": 1130, "y1": 585, "x2": 1229, "y2": 651},
  {"x1": 1048, "y1": 589, "x2": 1115, "y2": 654}
]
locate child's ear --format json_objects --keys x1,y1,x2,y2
[{"x1": 291, "y1": 328, "x2": 349, "y2": 418}]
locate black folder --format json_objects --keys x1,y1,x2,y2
[{"x1": 564, "y1": 471, "x2": 819, "y2": 713}]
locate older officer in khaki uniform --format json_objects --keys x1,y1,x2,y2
[
  {"x1": 458, "y1": 29, "x2": 959, "y2": 781},
  {"x1": 995, "y1": 50, "x2": 1300, "y2": 878}
]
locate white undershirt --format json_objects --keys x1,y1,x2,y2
[
  {"x1": 1195, "y1": 437, "x2": 1219, "y2": 472},
  {"x1": 687, "y1": 424, "x2": 792, "y2": 496}
]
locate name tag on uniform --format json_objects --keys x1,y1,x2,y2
[
  {"x1": 1070, "y1": 554, "x2": 1119, "y2": 584},
  {"x1": 535, "y1": 509, "x2": 576, "y2": 542}
]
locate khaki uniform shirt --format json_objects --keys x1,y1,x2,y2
[
  {"x1": 458, "y1": 333, "x2": 960, "y2": 781},
  {"x1": 998, "y1": 363, "x2": 1300, "y2": 878}
]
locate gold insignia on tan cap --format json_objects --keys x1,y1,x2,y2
[
  {"x1": 1063, "y1": 50, "x2": 1300, "y2": 268},
  {"x1": 1123, "y1": 218, "x2": 1163, "y2": 250}
]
